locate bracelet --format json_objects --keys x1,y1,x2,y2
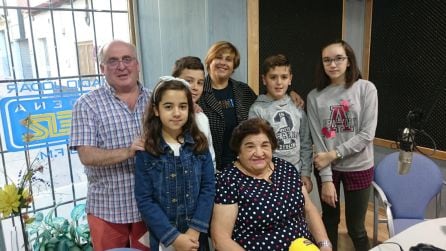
[
  {"x1": 335, "y1": 149, "x2": 343, "y2": 160},
  {"x1": 317, "y1": 240, "x2": 332, "y2": 248}
]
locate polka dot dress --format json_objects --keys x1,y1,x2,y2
[{"x1": 215, "y1": 157, "x2": 313, "y2": 250}]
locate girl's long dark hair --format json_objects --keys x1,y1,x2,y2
[
  {"x1": 142, "y1": 80, "x2": 208, "y2": 156},
  {"x1": 314, "y1": 39, "x2": 362, "y2": 91}
]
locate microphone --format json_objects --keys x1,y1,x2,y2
[{"x1": 398, "y1": 128, "x2": 414, "y2": 175}]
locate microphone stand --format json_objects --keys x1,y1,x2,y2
[
  {"x1": 420, "y1": 86, "x2": 446, "y2": 131},
  {"x1": 397, "y1": 75, "x2": 445, "y2": 175},
  {"x1": 397, "y1": 66, "x2": 446, "y2": 175},
  {"x1": 409, "y1": 82, "x2": 446, "y2": 155}
]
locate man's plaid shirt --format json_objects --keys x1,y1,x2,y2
[{"x1": 70, "y1": 82, "x2": 150, "y2": 223}]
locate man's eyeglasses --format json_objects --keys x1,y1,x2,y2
[
  {"x1": 105, "y1": 56, "x2": 136, "y2": 68},
  {"x1": 322, "y1": 56, "x2": 348, "y2": 66}
]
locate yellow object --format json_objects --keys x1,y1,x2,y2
[
  {"x1": 289, "y1": 237, "x2": 320, "y2": 251},
  {"x1": 0, "y1": 184, "x2": 21, "y2": 218}
]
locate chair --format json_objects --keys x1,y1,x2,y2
[{"x1": 372, "y1": 152, "x2": 445, "y2": 245}]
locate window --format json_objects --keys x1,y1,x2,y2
[
  {"x1": 0, "y1": 0, "x2": 132, "y2": 249},
  {"x1": 77, "y1": 40, "x2": 95, "y2": 75}
]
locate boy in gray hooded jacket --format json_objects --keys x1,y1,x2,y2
[{"x1": 249, "y1": 54, "x2": 313, "y2": 192}]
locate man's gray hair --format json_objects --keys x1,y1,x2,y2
[{"x1": 97, "y1": 40, "x2": 137, "y2": 64}]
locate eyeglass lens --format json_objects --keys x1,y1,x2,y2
[
  {"x1": 323, "y1": 56, "x2": 347, "y2": 65},
  {"x1": 106, "y1": 56, "x2": 135, "y2": 67}
]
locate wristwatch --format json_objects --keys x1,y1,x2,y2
[
  {"x1": 317, "y1": 240, "x2": 332, "y2": 248},
  {"x1": 335, "y1": 149, "x2": 343, "y2": 160}
]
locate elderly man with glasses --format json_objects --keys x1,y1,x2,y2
[{"x1": 70, "y1": 40, "x2": 150, "y2": 251}]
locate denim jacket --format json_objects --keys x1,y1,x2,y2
[{"x1": 135, "y1": 132, "x2": 215, "y2": 249}]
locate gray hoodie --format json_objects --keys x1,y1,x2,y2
[{"x1": 249, "y1": 94, "x2": 313, "y2": 177}]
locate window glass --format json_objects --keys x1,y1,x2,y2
[{"x1": 0, "y1": 1, "x2": 132, "y2": 249}]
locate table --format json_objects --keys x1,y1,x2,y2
[{"x1": 370, "y1": 217, "x2": 446, "y2": 250}]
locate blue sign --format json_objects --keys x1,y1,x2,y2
[
  {"x1": 5, "y1": 78, "x2": 104, "y2": 94},
  {"x1": 0, "y1": 93, "x2": 81, "y2": 151}
]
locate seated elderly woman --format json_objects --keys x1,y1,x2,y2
[{"x1": 211, "y1": 118, "x2": 332, "y2": 251}]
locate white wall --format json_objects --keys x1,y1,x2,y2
[
  {"x1": 344, "y1": 0, "x2": 366, "y2": 72},
  {"x1": 135, "y1": 0, "x2": 247, "y2": 90}
]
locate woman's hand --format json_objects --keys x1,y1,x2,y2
[
  {"x1": 302, "y1": 186, "x2": 332, "y2": 251},
  {"x1": 172, "y1": 233, "x2": 199, "y2": 251},
  {"x1": 319, "y1": 247, "x2": 333, "y2": 251},
  {"x1": 193, "y1": 103, "x2": 203, "y2": 113},
  {"x1": 320, "y1": 246, "x2": 333, "y2": 251},
  {"x1": 321, "y1": 181, "x2": 337, "y2": 208},
  {"x1": 313, "y1": 151, "x2": 337, "y2": 170},
  {"x1": 301, "y1": 176, "x2": 313, "y2": 193},
  {"x1": 211, "y1": 204, "x2": 245, "y2": 250},
  {"x1": 289, "y1": 90, "x2": 304, "y2": 108}
]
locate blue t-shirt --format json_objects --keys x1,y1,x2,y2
[{"x1": 213, "y1": 82, "x2": 237, "y2": 168}]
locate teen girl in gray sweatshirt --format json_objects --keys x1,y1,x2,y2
[{"x1": 307, "y1": 40, "x2": 378, "y2": 251}]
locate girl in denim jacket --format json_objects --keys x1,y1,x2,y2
[{"x1": 135, "y1": 77, "x2": 216, "y2": 251}]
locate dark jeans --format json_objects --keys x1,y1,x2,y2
[{"x1": 320, "y1": 184, "x2": 371, "y2": 251}]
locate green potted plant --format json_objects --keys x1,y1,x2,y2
[{"x1": 27, "y1": 204, "x2": 92, "y2": 251}]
